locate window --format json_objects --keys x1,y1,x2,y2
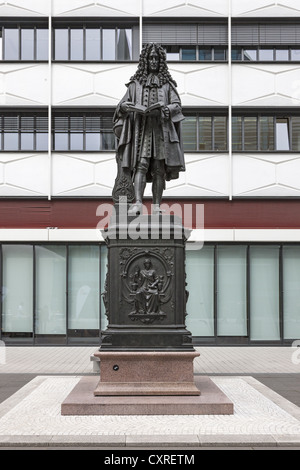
[
  {"x1": 243, "y1": 48, "x2": 257, "y2": 61},
  {"x1": 2, "y1": 245, "x2": 33, "y2": 337},
  {"x1": 182, "y1": 114, "x2": 228, "y2": 152},
  {"x1": 259, "y1": 48, "x2": 274, "y2": 61},
  {"x1": 276, "y1": 118, "x2": 290, "y2": 151},
  {"x1": 231, "y1": 22, "x2": 300, "y2": 62},
  {"x1": 292, "y1": 117, "x2": 300, "y2": 151},
  {"x1": 232, "y1": 46, "x2": 300, "y2": 62},
  {"x1": 53, "y1": 25, "x2": 135, "y2": 61},
  {"x1": 2, "y1": 25, "x2": 48, "y2": 61},
  {"x1": 217, "y1": 246, "x2": 247, "y2": 336},
  {"x1": 2, "y1": 242, "x2": 300, "y2": 345},
  {"x1": 164, "y1": 46, "x2": 227, "y2": 61},
  {"x1": 244, "y1": 117, "x2": 258, "y2": 151},
  {"x1": 1, "y1": 243, "x2": 104, "y2": 345},
  {"x1": 232, "y1": 115, "x2": 299, "y2": 151},
  {"x1": 53, "y1": 112, "x2": 115, "y2": 151},
  {"x1": 0, "y1": 112, "x2": 48, "y2": 151},
  {"x1": 250, "y1": 246, "x2": 280, "y2": 341},
  {"x1": 143, "y1": 22, "x2": 228, "y2": 62}
]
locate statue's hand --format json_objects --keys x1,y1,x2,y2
[
  {"x1": 162, "y1": 107, "x2": 170, "y2": 119},
  {"x1": 120, "y1": 101, "x2": 135, "y2": 113}
]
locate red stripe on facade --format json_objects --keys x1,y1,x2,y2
[{"x1": 0, "y1": 199, "x2": 300, "y2": 229}]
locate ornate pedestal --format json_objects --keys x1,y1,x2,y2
[
  {"x1": 61, "y1": 210, "x2": 234, "y2": 415},
  {"x1": 100, "y1": 213, "x2": 193, "y2": 352}
]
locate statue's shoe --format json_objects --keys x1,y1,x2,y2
[
  {"x1": 128, "y1": 202, "x2": 142, "y2": 216},
  {"x1": 152, "y1": 204, "x2": 163, "y2": 215}
]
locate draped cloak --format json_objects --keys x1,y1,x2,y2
[{"x1": 113, "y1": 79, "x2": 185, "y2": 182}]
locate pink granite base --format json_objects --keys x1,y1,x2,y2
[
  {"x1": 93, "y1": 351, "x2": 201, "y2": 396},
  {"x1": 61, "y1": 376, "x2": 234, "y2": 416}
]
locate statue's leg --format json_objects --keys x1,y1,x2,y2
[
  {"x1": 128, "y1": 158, "x2": 149, "y2": 215},
  {"x1": 151, "y1": 160, "x2": 166, "y2": 213}
]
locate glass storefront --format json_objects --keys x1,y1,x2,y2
[{"x1": 1, "y1": 243, "x2": 300, "y2": 345}]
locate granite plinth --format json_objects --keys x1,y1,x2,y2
[
  {"x1": 93, "y1": 351, "x2": 200, "y2": 396},
  {"x1": 61, "y1": 376, "x2": 234, "y2": 416}
]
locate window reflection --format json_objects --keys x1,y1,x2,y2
[
  {"x1": 260, "y1": 116, "x2": 274, "y2": 151},
  {"x1": 291, "y1": 49, "x2": 300, "y2": 60},
  {"x1": 117, "y1": 29, "x2": 132, "y2": 60},
  {"x1": 292, "y1": 117, "x2": 300, "y2": 151},
  {"x1": 70, "y1": 133, "x2": 84, "y2": 150},
  {"x1": 182, "y1": 47, "x2": 196, "y2": 60},
  {"x1": 259, "y1": 48, "x2": 274, "y2": 61},
  {"x1": 103, "y1": 29, "x2": 116, "y2": 60},
  {"x1": 276, "y1": 118, "x2": 290, "y2": 151},
  {"x1": 165, "y1": 45, "x2": 180, "y2": 60},
  {"x1": 70, "y1": 29, "x2": 83, "y2": 61},
  {"x1": 214, "y1": 47, "x2": 226, "y2": 60},
  {"x1": 54, "y1": 133, "x2": 68, "y2": 151},
  {"x1": 36, "y1": 29, "x2": 48, "y2": 60},
  {"x1": 21, "y1": 29, "x2": 34, "y2": 60},
  {"x1": 199, "y1": 116, "x2": 212, "y2": 150},
  {"x1": 276, "y1": 49, "x2": 289, "y2": 61},
  {"x1": 243, "y1": 49, "x2": 257, "y2": 61},
  {"x1": 232, "y1": 116, "x2": 242, "y2": 151},
  {"x1": 86, "y1": 28, "x2": 101, "y2": 61},
  {"x1": 55, "y1": 29, "x2": 68, "y2": 60},
  {"x1": 199, "y1": 47, "x2": 212, "y2": 60},
  {"x1": 232, "y1": 48, "x2": 242, "y2": 60},
  {"x1": 244, "y1": 117, "x2": 258, "y2": 151},
  {"x1": 182, "y1": 117, "x2": 197, "y2": 151},
  {"x1": 5, "y1": 29, "x2": 19, "y2": 60},
  {"x1": 214, "y1": 116, "x2": 227, "y2": 151}
]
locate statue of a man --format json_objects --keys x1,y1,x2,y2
[
  {"x1": 133, "y1": 258, "x2": 162, "y2": 315},
  {"x1": 112, "y1": 43, "x2": 185, "y2": 215}
]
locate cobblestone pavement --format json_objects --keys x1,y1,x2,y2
[{"x1": 0, "y1": 346, "x2": 300, "y2": 449}]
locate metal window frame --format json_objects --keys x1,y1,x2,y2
[
  {"x1": 1, "y1": 241, "x2": 299, "y2": 346},
  {"x1": 52, "y1": 110, "x2": 116, "y2": 152},
  {"x1": 2, "y1": 21, "x2": 49, "y2": 62},
  {"x1": 0, "y1": 111, "x2": 48, "y2": 152},
  {"x1": 192, "y1": 242, "x2": 294, "y2": 347},
  {"x1": 52, "y1": 22, "x2": 136, "y2": 62},
  {"x1": 0, "y1": 242, "x2": 103, "y2": 346}
]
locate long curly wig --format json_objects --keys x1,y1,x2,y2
[{"x1": 130, "y1": 43, "x2": 177, "y2": 87}]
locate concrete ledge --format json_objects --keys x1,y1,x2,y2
[{"x1": 1, "y1": 434, "x2": 300, "y2": 448}]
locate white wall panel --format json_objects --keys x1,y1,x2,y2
[
  {"x1": 0, "y1": 0, "x2": 49, "y2": 16},
  {"x1": 233, "y1": 154, "x2": 300, "y2": 197},
  {"x1": 143, "y1": 0, "x2": 228, "y2": 17},
  {"x1": 51, "y1": 152, "x2": 229, "y2": 198},
  {"x1": 0, "y1": 154, "x2": 48, "y2": 196},
  {"x1": 52, "y1": 64, "x2": 137, "y2": 107},
  {"x1": 171, "y1": 64, "x2": 229, "y2": 107},
  {"x1": 232, "y1": 0, "x2": 300, "y2": 17},
  {"x1": 0, "y1": 64, "x2": 48, "y2": 106},
  {"x1": 52, "y1": 0, "x2": 140, "y2": 17},
  {"x1": 52, "y1": 63, "x2": 229, "y2": 108},
  {"x1": 163, "y1": 154, "x2": 229, "y2": 197},
  {"x1": 52, "y1": 153, "x2": 116, "y2": 197},
  {"x1": 232, "y1": 65, "x2": 300, "y2": 107}
]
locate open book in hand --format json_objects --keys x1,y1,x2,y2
[{"x1": 127, "y1": 101, "x2": 165, "y2": 115}]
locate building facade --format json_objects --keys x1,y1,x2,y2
[{"x1": 0, "y1": 0, "x2": 300, "y2": 345}]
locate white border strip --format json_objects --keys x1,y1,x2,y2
[{"x1": 0, "y1": 229, "x2": 299, "y2": 242}]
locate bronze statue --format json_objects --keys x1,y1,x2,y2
[{"x1": 112, "y1": 43, "x2": 185, "y2": 215}]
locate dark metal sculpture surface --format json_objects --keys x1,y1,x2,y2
[{"x1": 112, "y1": 43, "x2": 185, "y2": 214}]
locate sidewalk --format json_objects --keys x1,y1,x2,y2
[
  {"x1": 0, "y1": 346, "x2": 300, "y2": 374},
  {"x1": 0, "y1": 346, "x2": 299, "y2": 449}
]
